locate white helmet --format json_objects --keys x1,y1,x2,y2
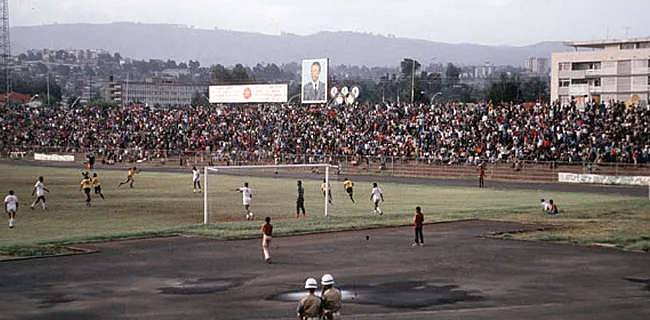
[
  {"x1": 321, "y1": 274, "x2": 335, "y2": 286},
  {"x1": 305, "y1": 278, "x2": 318, "y2": 289}
]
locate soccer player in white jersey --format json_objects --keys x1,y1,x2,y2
[
  {"x1": 192, "y1": 166, "x2": 202, "y2": 193},
  {"x1": 234, "y1": 182, "x2": 253, "y2": 220},
  {"x1": 4, "y1": 190, "x2": 19, "y2": 228},
  {"x1": 370, "y1": 182, "x2": 384, "y2": 215},
  {"x1": 31, "y1": 176, "x2": 50, "y2": 210}
]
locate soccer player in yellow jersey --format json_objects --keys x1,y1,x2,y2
[
  {"x1": 80, "y1": 174, "x2": 93, "y2": 206},
  {"x1": 343, "y1": 178, "x2": 355, "y2": 203},
  {"x1": 118, "y1": 167, "x2": 138, "y2": 188},
  {"x1": 321, "y1": 179, "x2": 332, "y2": 204},
  {"x1": 92, "y1": 173, "x2": 105, "y2": 200}
]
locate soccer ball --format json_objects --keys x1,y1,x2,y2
[{"x1": 247, "y1": 212, "x2": 254, "y2": 220}]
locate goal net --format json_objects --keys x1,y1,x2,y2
[{"x1": 203, "y1": 164, "x2": 338, "y2": 224}]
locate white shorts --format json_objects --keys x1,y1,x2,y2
[
  {"x1": 193, "y1": 178, "x2": 200, "y2": 183},
  {"x1": 6, "y1": 204, "x2": 16, "y2": 213},
  {"x1": 243, "y1": 198, "x2": 251, "y2": 206}
]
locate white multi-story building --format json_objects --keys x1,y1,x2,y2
[
  {"x1": 551, "y1": 37, "x2": 650, "y2": 107},
  {"x1": 474, "y1": 62, "x2": 493, "y2": 79},
  {"x1": 525, "y1": 57, "x2": 548, "y2": 74},
  {"x1": 105, "y1": 80, "x2": 207, "y2": 107}
]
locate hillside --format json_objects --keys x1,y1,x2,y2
[{"x1": 11, "y1": 22, "x2": 568, "y2": 66}]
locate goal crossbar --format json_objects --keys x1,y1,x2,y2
[{"x1": 203, "y1": 163, "x2": 339, "y2": 224}]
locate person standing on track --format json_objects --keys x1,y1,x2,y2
[
  {"x1": 192, "y1": 166, "x2": 202, "y2": 193},
  {"x1": 30, "y1": 176, "x2": 49, "y2": 210},
  {"x1": 80, "y1": 174, "x2": 93, "y2": 207},
  {"x1": 343, "y1": 178, "x2": 355, "y2": 203},
  {"x1": 4, "y1": 190, "x2": 18, "y2": 228},
  {"x1": 320, "y1": 274, "x2": 342, "y2": 320},
  {"x1": 413, "y1": 206, "x2": 424, "y2": 246},
  {"x1": 261, "y1": 216, "x2": 273, "y2": 263},
  {"x1": 297, "y1": 278, "x2": 322, "y2": 320},
  {"x1": 92, "y1": 173, "x2": 105, "y2": 200},
  {"x1": 478, "y1": 163, "x2": 485, "y2": 188},
  {"x1": 235, "y1": 182, "x2": 253, "y2": 220},
  {"x1": 296, "y1": 180, "x2": 306, "y2": 218},
  {"x1": 370, "y1": 182, "x2": 384, "y2": 215}
]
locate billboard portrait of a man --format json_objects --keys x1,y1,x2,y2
[{"x1": 301, "y1": 58, "x2": 328, "y2": 103}]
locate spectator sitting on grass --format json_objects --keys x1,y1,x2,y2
[{"x1": 548, "y1": 199, "x2": 564, "y2": 215}]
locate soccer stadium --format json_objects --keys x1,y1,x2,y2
[{"x1": 1, "y1": 2, "x2": 650, "y2": 319}]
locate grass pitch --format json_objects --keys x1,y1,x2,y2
[{"x1": 0, "y1": 164, "x2": 648, "y2": 256}]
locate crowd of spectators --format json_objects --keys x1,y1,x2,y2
[{"x1": 1, "y1": 101, "x2": 649, "y2": 165}]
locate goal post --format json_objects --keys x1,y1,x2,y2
[{"x1": 203, "y1": 163, "x2": 339, "y2": 224}]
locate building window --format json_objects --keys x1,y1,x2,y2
[
  {"x1": 558, "y1": 63, "x2": 571, "y2": 71},
  {"x1": 637, "y1": 42, "x2": 650, "y2": 49},
  {"x1": 559, "y1": 79, "x2": 570, "y2": 87},
  {"x1": 648, "y1": 76, "x2": 650, "y2": 85},
  {"x1": 572, "y1": 62, "x2": 601, "y2": 71},
  {"x1": 620, "y1": 43, "x2": 635, "y2": 50},
  {"x1": 593, "y1": 78, "x2": 602, "y2": 87},
  {"x1": 571, "y1": 79, "x2": 589, "y2": 85}
]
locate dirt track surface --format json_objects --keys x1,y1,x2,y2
[
  {"x1": 1, "y1": 220, "x2": 648, "y2": 319},
  {"x1": 2, "y1": 159, "x2": 647, "y2": 198}
]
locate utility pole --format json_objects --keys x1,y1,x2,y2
[
  {"x1": 410, "y1": 58, "x2": 415, "y2": 104},
  {"x1": 46, "y1": 72, "x2": 50, "y2": 105},
  {"x1": 125, "y1": 73, "x2": 129, "y2": 107}
]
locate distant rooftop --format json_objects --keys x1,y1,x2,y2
[{"x1": 564, "y1": 37, "x2": 650, "y2": 49}]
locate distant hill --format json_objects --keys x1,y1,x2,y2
[{"x1": 11, "y1": 22, "x2": 569, "y2": 67}]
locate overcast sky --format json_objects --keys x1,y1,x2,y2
[{"x1": 11, "y1": 0, "x2": 650, "y2": 46}]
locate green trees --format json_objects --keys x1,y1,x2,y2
[
  {"x1": 210, "y1": 64, "x2": 254, "y2": 84},
  {"x1": 8, "y1": 76, "x2": 63, "y2": 106},
  {"x1": 485, "y1": 74, "x2": 549, "y2": 103}
]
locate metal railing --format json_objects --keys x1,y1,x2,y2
[{"x1": 3, "y1": 147, "x2": 649, "y2": 182}]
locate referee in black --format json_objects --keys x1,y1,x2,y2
[{"x1": 296, "y1": 180, "x2": 306, "y2": 218}]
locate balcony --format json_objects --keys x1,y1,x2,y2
[
  {"x1": 584, "y1": 69, "x2": 602, "y2": 77},
  {"x1": 569, "y1": 84, "x2": 589, "y2": 96},
  {"x1": 559, "y1": 70, "x2": 586, "y2": 79},
  {"x1": 589, "y1": 86, "x2": 602, "y2": 93}
]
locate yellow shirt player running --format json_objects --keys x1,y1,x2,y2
[
  {"x1": 118, "y1": 167, "x2": 138, "y2": 188},
  {"x1": 343, "y1": 178, "x2": 354, "y2": 203},
  {"x1": 92, "y1": 173, "x2": 105, "y2": 200},
  {"x1": 321, "y1": 179, "x2": 332, "y2": 204},
  {"x1": 79, "y1": 175, "x2": 93, "y2": 206}
]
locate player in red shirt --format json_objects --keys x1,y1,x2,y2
[
  {"x1": 261, "y1": 217, "x2": 273, "y2": 263},
  {"x1": 413, "y1": 206, "x2": 424, "y2": 247},
  {"x1": 478, "y1": 163, "x2": 485, "y2": 188}
]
